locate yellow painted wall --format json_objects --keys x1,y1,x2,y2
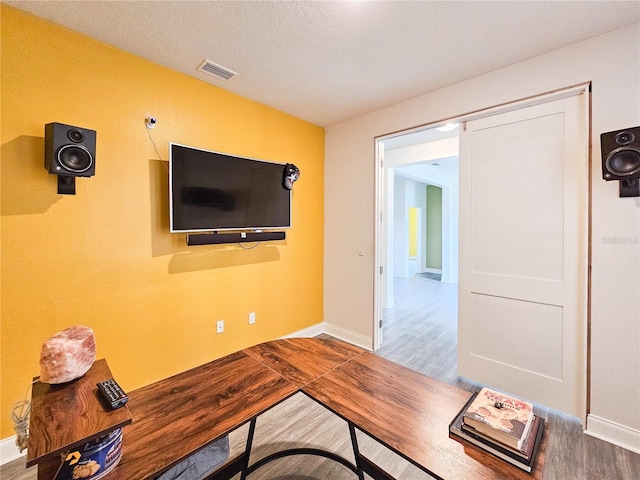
[
  {"x1": 408, "y1": 207, "x2": 417, "y2": 258},
  {"x1": 0, "y1": 6, "x2": 324, "y2": 439}
]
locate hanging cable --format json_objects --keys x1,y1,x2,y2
[
  {"x1": 11, "y1": 380, "x2": 37, "y2": 452},
  {"x1": 146, "y1": 123, "x2": 164, "y2": 163}
]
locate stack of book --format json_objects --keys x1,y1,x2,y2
[{"x1": 449, "y1": 387, "x2": 545, "y2": 472}]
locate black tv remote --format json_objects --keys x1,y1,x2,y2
[{"x1": 97, "y1": 378, "x2": 128, "y2": 409}]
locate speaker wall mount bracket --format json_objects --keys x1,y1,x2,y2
[
  {"x1": 618, "y1": 178, "x2": 640, "y2": 198},
  {"x1": 57, "y1": 175, "x2": 76, "y2": 195}
]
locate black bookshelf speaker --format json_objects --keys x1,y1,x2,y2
[
  {"x1": 600, "y1": 126, "x2": 640, "y2": 181},
  {"x1": 601, "y1": 126, "x2": 640, "y2": 197},
  {"x1": 44, "y1": 122, "x2": 96, "y2": 177}
]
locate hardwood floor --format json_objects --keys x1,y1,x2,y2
[
  {"x1": 3, "y1": 273, "x2": 639, "y2": 479},
  {"x1": 377, "y1": 272, "x2": 464, "y2": 387}
]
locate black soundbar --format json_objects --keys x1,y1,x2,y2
[{"x1": 186, "y1": 231, "x2": 286, "y2": 246}]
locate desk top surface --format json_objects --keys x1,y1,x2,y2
[
  {"x1": 35, "y1": 338, "x2": 548, "y2": 480},
  {"x1": 303, "y1": 350, "x2": 547, "y2": 480},
  {"x1": 46, "y1": 351, "x2": 300, "y2": 480},
  {"x1": 243, "y1": 336, "x2": 364, "y2": 386},
  {"x1": 27, "y1": 359, "x2": 133, "y2": 467}
]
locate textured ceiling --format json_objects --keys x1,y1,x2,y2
[{"x1": 7, "y1": 1, "x2": 640, "y2": 127}]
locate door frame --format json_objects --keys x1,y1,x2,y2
[{"x1": 373, "y1": 83, "x2": 591, "y2": 422}]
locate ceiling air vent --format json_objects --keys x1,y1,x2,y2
[{"x1": 197, "y1": 59, "x2": 238, "y2": 81}]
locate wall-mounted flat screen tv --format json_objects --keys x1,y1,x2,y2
[{"x1": 169, "y1": 143, "x2": 291, "y2": 233}]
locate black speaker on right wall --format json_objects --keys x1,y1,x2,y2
[{"x1": 600, "y1": 126, "x2": 640, "y2": 197}]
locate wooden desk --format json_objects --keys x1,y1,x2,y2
[
  {"x1": 33, "y1": 338, "x2": 548, "y2": 480},
  {"x1": 35, "y1": 351, "x2": 299, "y2": 480},
  {"x1": 303, "y1": 350, "x2": 547, "y2": 480}
]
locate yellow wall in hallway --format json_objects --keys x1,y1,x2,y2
[
  {"x1": 408, "y1": 207, "x2": 418, "y2": 257},
  {"x1": 0, "y1": 6, "x2": 324, "y2": 439}
]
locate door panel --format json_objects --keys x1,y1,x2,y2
[
  {"x1": 458, "y1": 92, "x2": 588, "y2": 418},
  {"x1": 470, "y1": 294, "x2": 564, "y2": 379},
  {"x1": 470, "y1": 113, "x2": 565, "y2": 281}
]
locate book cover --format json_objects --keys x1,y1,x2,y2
[
  {"x1": 450, "y1": 392, "x2": 545, "y2": 473},
  {"x1": 462, "y1": 415, "x2": 543, "y2": 461},
  {"x1": 462, "y1": 387, "x2": 534, "y2": 450}
]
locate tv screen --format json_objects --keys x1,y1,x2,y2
[{"x1": 169, "y1": 143, "x2": 291, "y2": 233}]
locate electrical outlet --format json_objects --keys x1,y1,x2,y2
[
  {"x1": 216, "y1": 320, "x2": 224, "y2": 333},
  {"x1": 249, "y1": 312, "x2": 256, "y2": 325}
]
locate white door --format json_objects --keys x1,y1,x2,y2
[{"x1": 458, "y1": 91, "x2": 588, "y2": 418}]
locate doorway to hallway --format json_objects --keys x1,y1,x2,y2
[
  {"x1": 374, "y1": 85, "x2": 589, "y2": 420},
  {"x1": 376, "y1": 124, "x2": 460, "y2": 349}
]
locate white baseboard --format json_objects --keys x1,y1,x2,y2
[
  {"x1": 322, "y1": 323, "x2": 373, "y2": 351},
  {"x1": 0, "y1": 435, "x2": 24, "y2": 466},
  {"x1": 423, "y1": 268, "x2": 442, "y2": 274},
  {"x1": 585, "y1": 414, "x2": 640, "y2": 454},
  {"x1": 281, "y1": 321, "x2": 373, "y2": 351},
  {"x1": 280, "y1": 322, "x2": 325, "y2": 339}
]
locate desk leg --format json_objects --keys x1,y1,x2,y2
[
  {"x1": 240, "y1": 419, "x2": 257, "y2": 480},
  {"x1": 349, "y1": 423, "x2": 365, "y2": 480},
  {"x1": 235, "y1": 416, "x2": 388, "y2": 480},
  {"x1": 349, "y1": 424, "x2": 397, "y2": 480}
]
